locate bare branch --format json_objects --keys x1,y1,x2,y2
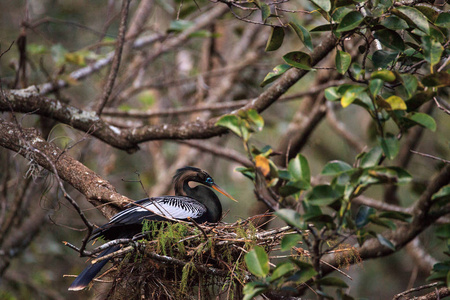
[
  {"x1": 433, "y1": 96, "x2": 450, "y2": 115},
  {"x1": 393, "y1": 282, "x2": 440, "y2": 300},
  {"x1": 410, "y1": 150, "x2": 450, "y2": 164},
  {"x1": 177, "y1": 140, "x2": 252, "y2": 167},
  {"x1": 96, "y1": 0, "x2": 131, "y2": 115}
]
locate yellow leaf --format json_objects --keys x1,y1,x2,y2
[
  {"x1": 255, "y1": 155, "x2": 270, "y2": 177},
  {"x1": 385, "y1": 96, "x2": 407, "y2": 110}
]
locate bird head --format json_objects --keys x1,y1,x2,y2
[{"x1": 173, "y1": 167, "x2": 237, "y2": 202}]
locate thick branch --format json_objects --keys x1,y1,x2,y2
[
  {"x1": 2, "y1": 89, "x2": 139, "y2": 152},
  {"x1": 2, "y1": 34, "x2": 338, "y2": 151},
  {"x1": 0, "y1": 117, "x2": 131, "y2": 218}
]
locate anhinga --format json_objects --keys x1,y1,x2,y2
[{"x1": 68, "y1": 166, "x2": 236, "y2": 291}]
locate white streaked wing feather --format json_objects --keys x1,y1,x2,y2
[{"x1": 110, "y1": 196, "x2": 206, "y2": 223}]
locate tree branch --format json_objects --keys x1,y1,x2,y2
[
  {"x1": 2, "y1": 34, "x2": 338, "y2": 152},
  {"x1": 0, "y1": 117, "x2": 131, "y2": 219},
  {"x1": 96, "y1": 0, "x2": 131, "y2": 115}
]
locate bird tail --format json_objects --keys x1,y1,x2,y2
[{"x1": 68, "y1": 245, "x2": 120, "y2": 291}]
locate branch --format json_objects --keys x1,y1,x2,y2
[
  {"x1": 177, "y1": 140, "x2": 252, "y2": 167},
  {"x1": 411, "y1": 150, "x2": 450, "y2": 164},
  {"x1": 101, "y1": 80, "x2": 346, "y2": 119},
  {"x1": 2, "y1": 90, "x2": 140, "y2": 152},
  {"x1": 415, "y1": 287, "x2": 450, "y2": 300},
  {"x1": 326, "y1": 102, "x2": 365, "y2": 153},
  {"x1": 319, "y1": 165, "x2": 450, "y2": 276},
  {"x1": 96, "y1": 0, "x2": 131, "y2": 115},
  {"x1": 2, "y1": 34, "x2": 338, "y2": 151},
  {"x1": 393, "y1": 282, "x2": 440, "y2": 300},
  {"x1": 0, "y1": 117, "x2": 131, "y2": 219}
]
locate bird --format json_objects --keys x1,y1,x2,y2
[{"x1": 68, "y1": 166, "x2": 236, "y2": 291}]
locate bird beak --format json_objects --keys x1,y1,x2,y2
[{"x1": 212, "y1": 183, "x2": 238, "y2": 202}]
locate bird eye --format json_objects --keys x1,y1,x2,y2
[{"x1": 205, "y1": 177, "x2": 213, "y2": 184}]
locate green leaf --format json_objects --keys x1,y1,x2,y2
[
  {"x1": 288, "y1": 21, "x2": 313, "y2": 51},
  {"x1": 247, "y1": 109, "x2": 264, "y2": 131},
  {"x1": 271, "y1": 261, "x2": 295, "y2": 281},
  {"x1": 400, "y1": 74, "x2": 418, "y2": 99},
  {"x1": 336, "y1": 11, "x2": 364, "y2": 32},
  {"x1": 302, "y1": 201, "x2": 323, "y2": 220},
  {"x1": 378, "y1": 211, "x2": 412, "y2": 222},
  {"x1": 261, "y1": 2, "x2": 271, "y2": 23},
  {"x1": 427, "y1": 269, "x2": 450, "y2": 283},
  {"x1": 310, "y1": 23, "x2": 338, "y2": 32},
  {"x1": 281, "y1": 234, "x2": 302, "y2": 252},
  {"x1": 435, "y1": 224, "x2": 450, "y2": 239},
  {"x1": 385, "y1": 96, "x2": 407, "y2": 110},
  {"x1": 336, "y1": 50, "x2": 352, "y2": 74},
  {"x1": 324, "y1": 87, "x2": 341, "y2": 101},
  {"x1": 374, "y1": 29, "x2": 405, "y2": 52},
  {"x1": 381, "y1": 15, "x2": 409, "y2": 30},
  {"x1": 341, "y1": 86, "x2": 366, "y2": 108},
  {"x1": 51, "y1": 44, "x2": 68, "y2": 66},
  {"x1": 245, "y1": 246, "x2": 270, "y2": 277},
  {"x1": 279, "y1": 180, "x2": 310, "y2": 197},
  {"x1": 290, "y1": 262, "x2": 318, "y2": 283},
  {"x1": 355, "y1": 206, "x2": 376, "y2": 228},
  {"x1": 331, "y1": 6, "x2": 351, "y2": 22},
  {"x1": 395, "y1": 6, "x2": 430, "y2": 34},
  {"x1": 371, "y1": 70, "x2": 396, "y2": 82},
  {"x1": 321, "y1": 160, "x2": 352, "y2": 176},
  {"x1": 415, "y1": 5, "x2": 439, "y2": 23},
  {"x1": 283, "y1": 51, "x2": 312, "y2": 70},
  {"x1": 422, "y1": 72, "x2": 450, "y2": 87},
  {"x1": 432, "y1": 185, "x2": 450, "y2": 205},
  {"x1": 378, "y1": 134, "x2": 399, "y2": 160},
  {"x1": 422, "y1": 36, "x2": 444, "y2": 68},
  {"x1": 408, "y1": 112, "x2": 437, "y2": 131},
  {"x1": 370, "y1": 216, "x2": 397, "y2": 230},
  {"x1": 360, "y1": 146, "x2": 383, "y2": 168},
  {"x1": 377, "y1": 234, "x2": 396, "y2": 250},
  {"x1": 188, "y1": 30, "x2": 213, "y2": 38},
  {"x1": 429, "y1": 26, "x2": 446, "y2": 44},
  {"x1": 372, "y1": 50, "x2": 398, "y2": 68},
  {"x1": 27, "y1": 43, "x2": 48, "y2": 55},
  {"x1": 405, "y1": 90, "x2": 434, "y2": 112},
  {"x1": 168, "y1": 20, "x2": 194, "y2": 32},
  {"x1": 311, "y1": 0, "x2": 331, "y2": 12},
  {"x1": 235, "y1": 167, "x2": 256, "y2": 180},
  {"x1": 436, "y1": 12, "x2": 450, "y2": 29},
  {"x1": 265, "y1": 27, "x2": 285, "y2": 51},
  {"x1": 304, "y1": 214, "x2": 336, "y2": 227},
  {"x1": 243, "y1": 281, "x2": 268, "y2": 300},
  {"x1": 137, "y1": 91, "x2": 156, "y2": 107},
  {"x1": 215, "y1": 115, "x2": 248, "y2": 138},
  {"x1": 369, "y1": 79, "x2": 383, "y2": 98},
  {"x1": 367, "y1": 166, "x2": 412, "y2": 184},
  {"x1": 316, "y1": 277, "x2": 349, "y2": 288},
  {"x1": 306, "y1": 185, "x2": 341, "y2": 206},
  {"x1": 288, "y1": 154, "x2": 311, "y2": 183},
  {"x1": 260, "y1": 64, "x2": 291, "y2": 87},
  {"x1": 275, "y1": 209, "x2": 304, "y2": 229}
]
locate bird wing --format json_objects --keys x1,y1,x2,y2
[{"x1": 109, "y1": 196, "x2": 207, "y2": 224}]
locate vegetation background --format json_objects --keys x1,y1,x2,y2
[{"x1": 0, "y1": 0, "x2": 449, "y2": 299}]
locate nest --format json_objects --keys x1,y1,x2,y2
[{"x1": 85, "y1": 214, "x2": 293, "y2": 300}]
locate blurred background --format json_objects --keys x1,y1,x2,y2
[{"x1": 0, "y1": 1, "x2": 448, "y2": 299}]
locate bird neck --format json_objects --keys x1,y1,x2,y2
[{"x1": 188, "y1": 185, "x2": 222, "y2": 223}]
